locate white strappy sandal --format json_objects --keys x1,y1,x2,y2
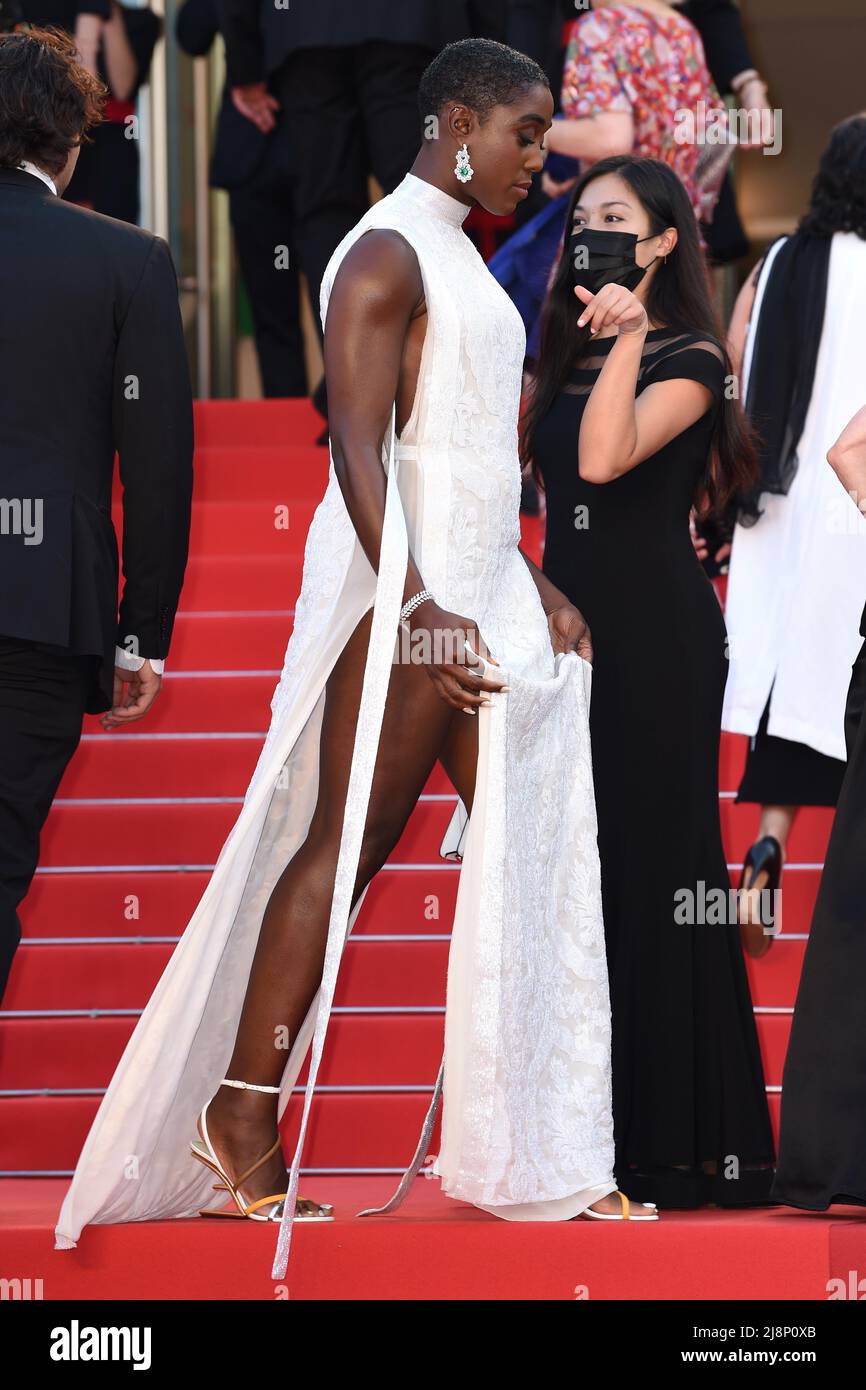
[
  {"x1": 581, "y1": 1190, "x2": 659, "y2": 1221},
  {"x1": 190, "y1": 1078, "x2": 334, "y2": 1223}
]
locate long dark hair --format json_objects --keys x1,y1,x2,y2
[
  {"x1": 799, "y1": 113, "x2": 866, "y2": 240},
  {"x1": 521, "y1": 155, "x2": 758, "y2": 515}
]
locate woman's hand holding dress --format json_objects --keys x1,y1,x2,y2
[{"x1": 407, "y1": 601, "x2": 507, "y2": 715}]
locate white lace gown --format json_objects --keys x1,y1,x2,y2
[{"x1": 54, "y1": 172, "x2": 617, "y2": 1280}]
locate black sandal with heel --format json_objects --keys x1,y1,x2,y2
[{"x1": 738, "y1": 835, "x2": 783, "y2": 959}]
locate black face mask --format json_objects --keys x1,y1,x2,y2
[{"x1": 567, "y1": 228, "x2": 659, "y2": 297}]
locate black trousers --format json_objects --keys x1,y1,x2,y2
[
  {"x1": 0, "y1": 636, "x2": 96, "y2": 1003},
  {"x1": 273, "y1": 40, "x2": 432, "y2": 348},
  {"x1": 229, "y1": 151, "x2": 308, "y2": 398}
]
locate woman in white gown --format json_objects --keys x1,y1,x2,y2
[
  {"x1": 722, "y1": 115, "x2": 866, "y2": 955},
  {"x1": 55, "y1": 39, "x2": 657, "y2": 1283}
]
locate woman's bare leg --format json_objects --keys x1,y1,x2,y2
[
  {"x1": 739, "y1": 803, "x2": 798, "y2": 926},
  {"x1": 757, "y1": 803, "x2": 798, "y2": 854},
  {"x1": 203, "y1": 609, "x2": 479, "y2": 1206}
]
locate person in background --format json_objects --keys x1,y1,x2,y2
[
  {"x1": 176, "y1": 0, "x2": 306, "y2": 397},
  {"x1": 771, "y1": 403, "x2": 866, "y2": 1214},
  {"x1": 65, "y1": 1, "x2": 161, "y2": 224},
  {"x1": 546, "y1": 1, "x2": 731, "y2": 226},
  {"x1": 720, "y1": 115, "x2": 866, "y2": 957},
  {"x1": 494, "y1": 0, "x2": 738, "y2": 517},
  {"x1": 507, "y1": 0, "x2": 773, "y2": 262},
  {"x1": 0, "y1": 27, "x2": 193, "y2": 1003},
  {"x1": 215, "y1": 1, "x2": 507, "y2": 419},
  {"x1": 20, "y1": 0, "x2": 108, "y2": 74}
]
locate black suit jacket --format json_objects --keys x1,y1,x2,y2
[
  {"x1": 217, "y1": 0, "x2": 507, "y2": 87},
  {"x1": 0, "y1": 167, "x2": 194, "y2": 713},
  {"x1": 507, "y1": 0, "x2": 753, "y2": 98},
  {"x1": 176, "y1": 0, "x2": 271, "y2": 190}
]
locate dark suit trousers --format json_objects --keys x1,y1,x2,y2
[
  {"x1": 229, "y1": 173, "x2": 308, "y2": 397},
  {"x1": 274, "y1": 40, "x2": 432, "y2": 341},
  {"x1": 0, "y1": 636, "x2": 96, "y2": 1003}
]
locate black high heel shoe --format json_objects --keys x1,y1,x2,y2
[{"x1": 738, "y1": 836, "x2": 782, "y2": 959}]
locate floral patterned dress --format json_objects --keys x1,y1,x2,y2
[{"x1": 562, "y1": 3, "x2": 729, "y2": 224}]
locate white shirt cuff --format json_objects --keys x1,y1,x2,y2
[{"x1": 115, "y1": 646, "x2": 165, "y2": 675}]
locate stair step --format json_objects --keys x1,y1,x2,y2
[
  {"x1": 38, "y1": 788, "x2": 832, "y2": 871},
  {"x1": 18, "y1": 867, "x2": 457, "y2": 941},
  {"x1": 192, "y1": 397, "x2": 325, "y2": 449},
  {"x1": 0, "y1": 1013, "x2": 446, "y2": 1091},
  {"x1": 190, "y1": 446, "x2": 330, "y2": 502},
  {"x1": 57, "y1": 733, "x2": 456, "y2": 798},
  {"x1": 0, "y1": 1091, "x2": 443, "y2": 1172},
  {"x1": 83, "y1": 673, "x2": 277, "y2": 734},
  {"x1": 62, "y1": 721, "x2": 752, "y2": 797},
  {"x1": 0, "y1": 1087, "x2": 784, "y2": 1175},
  {"x1": 180, "y1": 554, "x2": 305, "y2": 610},
  {"x1": 0, "y1": 1011, "x2": 792, "y2": 1093},
  {"x1": 58, "y1": 734, "x2": 264, "y2": 797},
  {"x1": 0, "y1": 1087, "x2": 783, "y2": 1177},
  {"x1": 37, "y1": 798, "x2": 457, "y2": 869},
  {"x1": 4, "y1": 939, "x2": 451, "y2": 1012},
  {"x1": 5, "y1": 934, "x2": 809, "y2": 1013},
  {"x1": 114, "y1": 500, "x2": 318, "y2": 558},
  {"x1": 166, "y1": 612, "x2": 295, "y2": 670}
]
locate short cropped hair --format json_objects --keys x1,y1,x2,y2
[
  {"x1": 0, "y1": 26, "x2": 104, "y2": 177},
  {"x1": 418, "y1": 38, "x2": 549, "y2": 124}
]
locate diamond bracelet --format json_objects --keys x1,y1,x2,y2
[{"x1": 399, "y1": 588, "x2": 434, "y2": 625}]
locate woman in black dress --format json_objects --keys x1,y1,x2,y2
[{"x1": 524, "y1": 155, "x2": 776, "y2": 1207}]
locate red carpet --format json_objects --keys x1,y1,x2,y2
[
  {"x1": 4, "y1": 1179, "x2": 866, "y2": 1301},
  {"x1": 0, "y1": 399, "x2": 846, "y2": 1299}
]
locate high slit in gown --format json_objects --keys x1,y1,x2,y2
[{"x1": 55, "y1": 173, "x2": 621, "y2": 1280}]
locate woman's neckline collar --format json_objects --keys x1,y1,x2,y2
[{"x1": 403, "y1": 171, "x2": 473, "y2": 227}]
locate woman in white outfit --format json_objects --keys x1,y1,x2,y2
[
  {"x1": 55, "y1": 39, "x2": 657, "y2": 1285},
  {"x1": 722, "y1": 114, "x2": 866, "y2": 956}
]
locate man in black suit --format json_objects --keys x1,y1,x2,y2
[
  {"x1": 176, "y1": 0, "x2": 306, "y2": 397},
  {"x1": 215, "y1": 1, "x2": 508, "y2": 350},
  {"x1": 0, "y1": 27, "x2": 194, "y2": 1001}
]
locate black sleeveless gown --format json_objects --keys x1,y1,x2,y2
[
  {"x1": 534, "y1": 328, "x2": 776, "y2": 1207},
  {"x1": 771, "y1": 604, "x2": 866, "y2": 1208}
]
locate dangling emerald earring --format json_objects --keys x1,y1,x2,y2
[{"x1": 454, "y1": 143, "x2": 473, "y2": 184}]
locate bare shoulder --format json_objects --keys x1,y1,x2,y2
[{"x1": 329, "y1": 228, "x2": 424, "y2": 319}]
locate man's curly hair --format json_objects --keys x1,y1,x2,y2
[
  {"x1": 0, "y1": 26, "x2": 105, "y2": 178},
  {"x1": 799, "y1": 114, "x2": 866, "y2": 241}
]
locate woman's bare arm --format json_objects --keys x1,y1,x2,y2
[
  {"x1": 103, "y1": 2, "x2": 140, "y2": 102},
  {"x1": 577, "y1": 333, "x2": 713, "y2": 483},
  {"x1": 323, "y1": 229, "x2": 505, "y2": 708},
  {"x1": 727, "y1": 261, "x2": 759, "y2": 381},
  {"x1": 544, "y1": 111, "x2": 634, "y2": 163},
  {"x1": 827, "y1": 403, "x2": 866, "y2": 509},
  {"x1": 74, "y1": 12, "x2": 103, "y2": 76},
  {"x1": 324, "y1": 229, "x2": 427, "y2": 608}
]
